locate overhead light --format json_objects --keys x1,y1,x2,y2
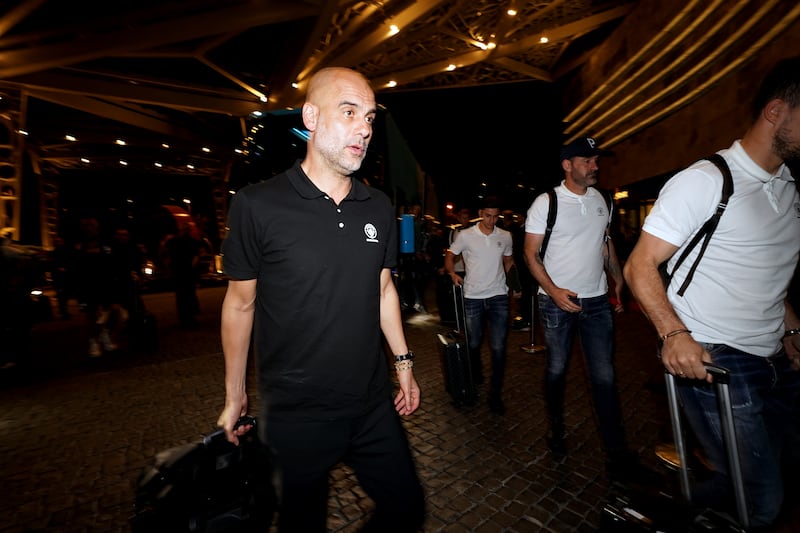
[
  {"x1": 202, "y1": 147, "x2": 211, "y2": 153},
  {"x1": 507, "y1": 9, "x2": 518, "y2": 16},
  {"x1": 487, "y1": 42, "x2": 496, "y2": 49},
  {"x1": 154, "y1": 162, "x2": 163, "y2": 168},
  {"x1": 119, "y1": 160, "x2": 128, "y2": 166},
  {"x1": 17, "y1": 129, "x2": 28, "y2": 136},
  {"x1": 539, "y1": 36, "x2": 549, "y2": 44},
  {"x1": 388, "y1": 24, "x2": 399, "y2": 36},
  {"x1": 446, "y1": 64, "x2": 457, "y2": 71},
  {"x1": 161, "y1": 143, "x2": 170, "y2": 149},
  {"x1": 186, "y1": 164, "x2": 195, "y2": 170},
  {"x1": 65, "y1": 134, "x2": 77, "y2": 142},
  {"x1": 387, "y1": 80, "x2": 397, "y2": 88},
  {"x1": 115, "y1": 139, "x2": 126, "y2": 146},
  {"x1": 259, "y1": 95, "x2": 268, "y2": 103},
  {"x1": 80, "y1": 158, "x2": 90, "y2": 164}
]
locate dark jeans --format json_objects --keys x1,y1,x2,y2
[
  {"x1": 538, "y1": 293, "x2": 627, "y2": 452},
  {"x1": 263, "y1": 398, "x2": 425, "y2": 532},
  {"x1": 465, "y1": 294, "x2": 510, "y2": 396},
  {"x1": 679, "y1": 345, "x2": 800, "y2": 527}
]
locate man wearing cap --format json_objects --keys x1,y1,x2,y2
[{"x1": 523, "y1": 137, "x2": 645, "y2": 482}]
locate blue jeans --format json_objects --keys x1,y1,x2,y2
[
  {"x1": 538, "y1": 293, "x2": 627, "y2": 452},
  {"x1": 465, "y1": 294, "x2": 510, "y2": 396},
  {"x1": 678, "y1": 345, "x2": 800, "y2": 527}
]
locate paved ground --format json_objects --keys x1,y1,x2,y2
[{"x1": 1, "y1": 284, "x2": 798, "y2": 532}]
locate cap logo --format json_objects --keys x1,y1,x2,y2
[{"x1": 586, "y1": 137, "x2": 596, "y2": 149}]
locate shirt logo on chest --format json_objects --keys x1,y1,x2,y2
[{"x1": 364, "y1": 223, "x2": 379, "y2": 243}]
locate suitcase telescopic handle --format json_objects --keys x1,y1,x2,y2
[{"x1": 665, "y1": 363, "x2": 748, "y2": 529}]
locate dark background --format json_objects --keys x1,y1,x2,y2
[{"x1": 379, "y1": 81, "x2": 565, "y2": 214}]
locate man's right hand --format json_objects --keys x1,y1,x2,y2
[
  {"x1": 217, "y1": 396, "x2": 250, "y2": 445},
  {"x1": 550, "y1": 287, "x2": 581, "y2": 312},
  {"x1": 449, "y1": 272, "x2": 463, "y2": 286}
]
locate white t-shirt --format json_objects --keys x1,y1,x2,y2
[
  {"x1": 449, "y1": 224, "x2": 513, "y2": 299},
  {"x1": 642, "y1": 140, "x2": 800, "y2": 356},
  {"x1": 525, "y1": 183, "x2": 610, "y2": 298}
]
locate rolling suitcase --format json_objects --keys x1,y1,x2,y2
[
  {"x1": 436, "y1": 283, "x2": 478, "y2": 408},
  {"x1": 602, "y1": 363, "x2": 748, "y2": 532},
  {"x1": 130, "y1": 416, "x2": 278, "y2": 532}
]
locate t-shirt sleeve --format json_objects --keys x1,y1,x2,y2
[
  {"x1": 642, "y1": 162, "x2": 723, "y2": 247},
  {"x1": 449, "y1": 228, "x2": 464, "y2": 255},
  {"x1": 220, "y1": 189, "x2": 260, "y2": 280},
  {"x1": 525, "y1": 193, "x2": 549, "y2": 235}
]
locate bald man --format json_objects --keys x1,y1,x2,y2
[{"x1": 217, "y1": 67, "x2": 425, "y2": 532}]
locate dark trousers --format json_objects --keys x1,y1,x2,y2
[{"x1": 263, "y1": 398, "x2": 425, "y2": 532}]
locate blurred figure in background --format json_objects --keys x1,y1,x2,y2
[
  {"x1": 71, "y1": 216, "x2": 117, "y2": 357},
  {"x1": 162, "y1": 220, "x2": 203, "y2": 328}
]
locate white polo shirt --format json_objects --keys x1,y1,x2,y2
[
  {"x1": 525, "y1": 183, "x2": 611, "y2": 298},
  {"x1": 642, "y1": 140, "x2": 800, "y2": 356},
  {"x1": 449, "y1": 224, "x2": 513, "y2": 299}
]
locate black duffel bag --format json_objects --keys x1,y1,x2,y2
[{"x1": 130, "y1": 416, "x2": 278, "y2": 532}]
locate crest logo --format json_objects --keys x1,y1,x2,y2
[{"x1": 364, "y1": 223, "x2": 379, "y2": 243}]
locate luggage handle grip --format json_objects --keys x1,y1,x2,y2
[
  {"x1": 702, "y1": 362, "x2": 730, "y2": 384},
  {"x1": 204, "y1": 415, "x2": 257, "y2": 446}
]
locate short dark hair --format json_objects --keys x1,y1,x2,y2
[
  {"x1": 481, "y1": 195, "x2": 501, "y2": 210},
  {"x1": 752, "y1": 55, "x2": 800, "y2": 120}
]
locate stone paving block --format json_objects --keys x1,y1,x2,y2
[{"x1": 1, "y1": 287, "x2": 799, "y2": 532}]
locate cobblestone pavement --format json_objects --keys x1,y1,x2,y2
[{"x1": 1, "y1": 285, "x2": 798, "y2": 532}]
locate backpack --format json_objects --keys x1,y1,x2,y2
[
  {"x1": 660, "y1": 153, "x2": 733, "y2": 297},
  {"x1": 538, "y1": 186, "x2": 613, "y2": 260}
]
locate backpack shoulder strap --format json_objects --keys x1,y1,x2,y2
[
  {"x1": 666, "y1": 154, "x2": 734, "y2": 296},
  {"x1": 539, "y1": 188, "x2": 557, "y2": 260}
]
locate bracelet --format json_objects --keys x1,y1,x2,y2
[
  {"x1": 394, "y1": 351, "x2": 414, "y2": 363},
  {"x1": 394, "y1": 359, "x2": 413, "y2": 372},
  {"x1": 660, "y1": 329, "x2": 692, "y2": 342},
  {"x1": 784, "y1": 328, "x2": 800, "y2": 338}
]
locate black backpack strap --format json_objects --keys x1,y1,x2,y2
[
  {"x1": 666, "y1": 153, "x2": 734, "y2": 296},
  {"x1": 539, "y1": 188, "x2": 557, "y2": 260}
]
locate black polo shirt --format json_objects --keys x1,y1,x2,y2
[{"x1": 222, "y1": 162, "x2": 398, "y2": 420}]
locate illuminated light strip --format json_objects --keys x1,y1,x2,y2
[
  {"x1": 290, "y1": 127, "x2": 310, "y2": 142},
  {"x1": 563, "y1": 0, "x2": 702, "y2": 127},
  {"x1": 569, "y1": 0, "x2": 734, "y2": 138},
  {"x1": 603, "y1": 1, "x2": 800, "y2": 148}
]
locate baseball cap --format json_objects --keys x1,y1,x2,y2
[{"x1": 559, "y1": 136, "x2": 611, "y2": 161}]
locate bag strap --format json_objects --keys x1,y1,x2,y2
[
  {"x1": 539, "y1": 189, "x2": 557, "y2": 260},
  {"x1": 665, "y1": 153, "x2": 734, "y2": 296}
]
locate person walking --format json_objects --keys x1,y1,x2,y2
[
  {"x1": 523, "y1": 137, "x2": 646, "y2": 483},
  {"x1": 217, "y1": 67, "x2": 425, "y2": 533},
  {"x1": 444, "y1": 196, "x2": 521, "y2": 415},
  {"x1": 623, "y1": 56, "x2": 800, "y2": 528}
]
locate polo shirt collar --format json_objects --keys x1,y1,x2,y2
[
  {"x1": 728, "y1": 140, "x2": 793, "y2": 213},
  {"x1": 557, "y1": 180, "x2": 598, "y2": 215},
  {"x1": 728, "y1": 140, "x2": 792, "y2": 184},
  {"x1": 287, "y1": 160, "x2": 372, "y2": 201},
  {"x1": 470, "y1": 222, "x2": 497, "y2": 237}
]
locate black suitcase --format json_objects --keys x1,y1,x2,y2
[
  {"x1": 436, "y1": 283, "x2": 478, "y2": 408},
  {"x1": 130, "y1": 416, "x2": 278, "y2": 532},
  {"x1": 601, "y1": 364, "x2": 748, "y2": 532}
]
